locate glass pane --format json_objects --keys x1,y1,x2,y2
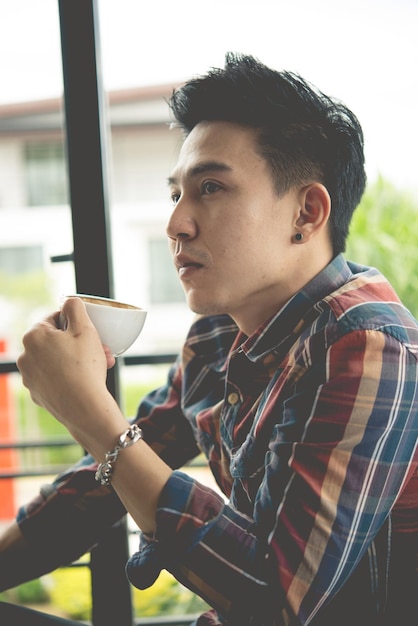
[
  {"x1": 24, "y1": 142, "x2": 68, "y2": 206},
  {"x1": 0, "y1": 1, "x2": 80, "y2": 621},
  {"x1": 0, "y1": 1, "x2": 74, "y2": 358},
  {"x1": 0, "y1": 245, "x2": 43, "y2": 274},
  {"x1": 97, "y1": 0, "x2": 417, "y2": 192}
]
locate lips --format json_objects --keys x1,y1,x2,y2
[
  {"x1": 175, "y1": 254, "x2": 204, "y2": 278},
  {"x1": 177, "y1": 262, "x2": 204, "y2": 278}
]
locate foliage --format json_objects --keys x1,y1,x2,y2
[
  {"x1": 0, "y1": 566, "x2": 207, "y2": 621},
  {"x1": 346, "y1": 177, "x2": 418, "y2": 317},
  {"x1": 121, "y1": 369, "x2": 168, "y2": 417},
  {"x1": 0, "y1": 270, "x2": 53, "y2": 304},
  {"x1": 130, "y1": 570, "x2": 209, "y2": 618},
  {"x1": 0, "y1": 270, "x2": 55, "y2": 350},
  {"x1": 14, "y1": 377, "x2": 164, "y2": 468},
  {"x1": 0, "y1": 578, "x2": 51, "y2": 605},
  {"x1": 14, "y1": 578, "x2": 51, "y2": 604},
  {"x1": 48, "y1": 568, "x2": 91, "y2": 621}
]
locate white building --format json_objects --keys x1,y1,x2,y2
[{"x1": 0, "y1": 84, "x2": 194, "y2": 356}]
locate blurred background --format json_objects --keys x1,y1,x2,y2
[
  {"x1": 0, "y1": 0, "x2": 417, "y2": 621},
  {"x1": 0, "y1": 0, "x2": 417, "y2": 356}
]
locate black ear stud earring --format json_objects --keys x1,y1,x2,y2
[{"x1": 294, "y1": 232, "x2": 303, "y2": 242}]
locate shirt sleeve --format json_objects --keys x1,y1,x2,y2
[
  {"x1": 126, "y1": 330, "x2": 418, "y2": 625},
  {"x1": 11, "y1": 313, "x2": 233, "y2": 590},
  {"x1": 0, "y1": 453, "x2": 127, "y2": 590},
  {"x1": 127, "y1": 470, "x2": 276, "y2": 624}
]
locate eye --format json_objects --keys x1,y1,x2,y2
[
  {"x1": 170, "y1": 191, "x2": 180, "y2": 205},
  {"x1": 201, "y1": 180, "x2": 221, "y2": 195}
]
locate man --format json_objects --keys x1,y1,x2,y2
[{"x1": 1, "y1": 53, "x2": 417, "y2": 625}]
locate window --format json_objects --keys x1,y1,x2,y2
[
  {"x1": 0, "y1": 245, "x2": 43, "y2": 274},
  {"x1": 148, "y1": 237, "x2": 185, "y2": 304},
  {"x1": 24, "y1": 142, "x2": 68, "y2": 206}
]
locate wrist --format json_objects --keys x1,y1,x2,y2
[
  {"x1": 0, "y1": 520, "x2": 28, "y2": 553},
  {"x1": 95, "y1": 424, "x2": 144, "y2": 486},
  {"x1": 64, "y1": 394, "x2": 128, "y2": 458}
]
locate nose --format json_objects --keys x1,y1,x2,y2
[{"x1": 166, "y1": 198, "x2": 197, "y2": 242}]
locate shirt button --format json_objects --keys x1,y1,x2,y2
[{"x1": 228, "y1": 392, "x2": 239, "y2": 405}]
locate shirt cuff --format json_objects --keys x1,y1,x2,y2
[{"x1": 126, "y1": 469, "x2": 225, "y2": 589}]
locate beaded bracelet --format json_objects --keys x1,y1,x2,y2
[{"x1": 95, "y1": 424, "x2": 143, "y2": 486}]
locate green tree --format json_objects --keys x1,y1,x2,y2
[
  {"x1": 346, "y1": 177, "x2": 418, "y2": 317},
  {"x1": 0, "y1": 270, "x2": 55, "y2": 351}
]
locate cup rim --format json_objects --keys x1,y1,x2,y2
[{"x1": 64, "y1": 293, "x2": 145, "y2": 311}]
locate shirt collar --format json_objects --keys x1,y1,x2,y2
[{"x1": 237, "y1": 254, "x2": 354, "y2": 361}]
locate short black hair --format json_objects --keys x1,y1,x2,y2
[{"x1": 169, "y1": 52, "x2": 366, "y2": 256}]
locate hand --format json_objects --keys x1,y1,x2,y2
[{"x1": 17, "y1": 297, "x2": 116, "y2": 436}]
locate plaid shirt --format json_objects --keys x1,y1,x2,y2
[{"x1": 18, "y1": 254, "x2": 418, "y2": 625}]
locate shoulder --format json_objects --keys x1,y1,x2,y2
[{"x1": 317, "y1": 264, "x2": 418, "y2": 355}]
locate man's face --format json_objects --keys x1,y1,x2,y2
[{"x1": 166, "y1": 120, "x2": 303, "y2": 335}]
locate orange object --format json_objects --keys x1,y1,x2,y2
[{"x1": 0, "y1": 338, "x2": 17, "y2": 519}]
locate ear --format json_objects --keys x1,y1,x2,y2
[{"x1": 295, "y1": 183, "x2": 331, "y2": 239}]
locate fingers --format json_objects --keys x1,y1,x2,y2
[
  {"x1": 17, "y1": 298, "x2": 111, "y2": 419},
  {"x1": 57, "y1": 309, "x2": 67, "y2": 330},
  {"x1": 103, "y1": 344, "x2": 116, "y2": 369},
  {"x1": 60, "y1": 296, "x2": 93, "y2": 334},
  {"x1": 61, "y1": 298, "x2": 115, "y2": 369}
]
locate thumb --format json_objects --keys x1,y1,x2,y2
[
  {"x1": 60, "y1": 297, "x2": 94, "y2": 334},
  {"x1": 60, "y1": 298, "x2": 115, "y2": 369}
]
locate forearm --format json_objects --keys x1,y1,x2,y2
[
  {"x1": 68, "y1": 392, "x2": 173, "y2": 535},
  {"x1": 109, "y1": 439, "x2": 173, "y2": 535}
]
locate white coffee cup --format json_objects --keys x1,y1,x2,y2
[{"x1": 61, "y1": 294, "x2": 147, "y2": 356}]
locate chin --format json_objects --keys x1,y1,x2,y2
[{"x1": 187, "y1": 297, "x2": 227, "y2": 317}]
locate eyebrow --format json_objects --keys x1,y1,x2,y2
[{"x1": 167, "y1": 161, "x2": 233, "y2": 186}]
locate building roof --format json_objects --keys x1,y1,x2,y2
[{"x1": 0, "y1": 82, "x2": 181, "y2": 134}]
